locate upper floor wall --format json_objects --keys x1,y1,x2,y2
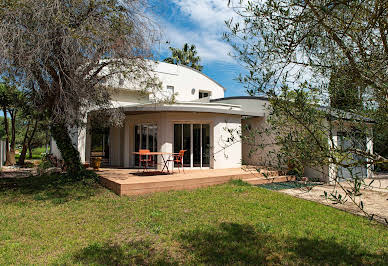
[
  {"x1": 105, "y1": 61, "x2": 226, "y2": 106},
  {"x1": 150, "y1": 62, "x2": 225, "y2": 102}
]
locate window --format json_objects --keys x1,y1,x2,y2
[
  {"x1": 199, "y1": 91, "x2": 211, "y2": 99},
  {"x1": 166, "y1": 85, "x2": 174, "y2": 97}
]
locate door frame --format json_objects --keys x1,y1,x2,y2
[{"x1": 173, "y1": 122, "x2": 211, "y2": 169}]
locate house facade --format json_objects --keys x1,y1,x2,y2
[{"x1": 51, "y1": 61, "x2": 373, "y2": 182}]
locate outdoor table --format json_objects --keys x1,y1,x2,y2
[{"x1": 132, "y1": 152, "x2": 177, "y2": 173}]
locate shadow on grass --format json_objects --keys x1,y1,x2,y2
[
  {"x1": 72, "y1": 240, "x2": 178, "y2": 265},
  {"x1": 178, "y1": 222, "x2": 387, "y2": 265},
  {"x1": 0, "y1": 170, "x2": 103, "y2": 204}
]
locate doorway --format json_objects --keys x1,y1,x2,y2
[
  {"x1": 90, "y1": 127, "x2": 110, "y2": 164},
  {"x1": 174, "y1": 123, "x2": 210, "y2": 168},
  {"x1": 134, "y1": 124, "x2": 158, "y2": 167}
]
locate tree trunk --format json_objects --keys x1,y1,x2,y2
[
  {"x1": 27, "y1": 120, "x2": 39, "y2": 159},
  {"x1": 28, "y1": 145, "x2": 33, "y2": 159},
  {"x1": 50, "y1": 122, "x2": 82, "y2": 175},
  {"x1": 18, "y1": 120, "x2": 31, "y2": 166},
  {"x1": 10, "y1": 110, "x2": 16, "y2": 152}
]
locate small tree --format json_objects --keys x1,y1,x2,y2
[
  {"x1": 225, "y1": 0, "x2": 388, "y2": 222},
  {"x1": 0, "y1": 81, "x2": 24, "y2": 165},
  {"x1": 164, "y1": 43, "x2": 203, "y2": 71},
  {"x1": 16, "y1": 89, "x2": 49, "y2": 165},
  {"x1": 0, "y1": 0, "x2": 160, "y2": 174}
]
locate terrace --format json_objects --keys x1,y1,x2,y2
[{"x1": 98, "y1": 167, "x2": 296, "y2": 195}]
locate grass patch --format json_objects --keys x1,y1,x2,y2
[
  {"x1": 15, "y1": 146, "x2": 46, "y2": 161},
  {"x1": 258, "y1": 181, "x2": 322, "y2": 191},
  {"x1": 0, "y1": 173, "x2": 387, "y2": 264}
]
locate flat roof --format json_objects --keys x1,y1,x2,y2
[{"x1": 120, "y1": 102, "x2": 264, "y2": 117}]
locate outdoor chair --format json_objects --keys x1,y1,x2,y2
[
  {"x1": 168, "y1": 150, "x2": 186, "y2": 173},
  {"x1": 139, "y1": 149, "x2": 154, "y2": 171}
]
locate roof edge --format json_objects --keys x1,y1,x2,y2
[
  {"x1": 178, "y1": 64, "x2": 228, "y2": 91},
  {"x1": 210, "y1": 96, "x2": 269, "y2": 102}
]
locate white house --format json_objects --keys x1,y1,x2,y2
[{"x1": 51, "y1": 61, "x2": 373, "y2": 182}]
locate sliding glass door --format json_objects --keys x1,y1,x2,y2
[
  {"x1": 134, "y1": 124, "x2": 158, "y2": 166},
  {"x1": 174, "y1": 123, "x2": 210, "y2": 168},
  {"x1": 90, "y1": 127, "x2": 110, "y2": 164}
]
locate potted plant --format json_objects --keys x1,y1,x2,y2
[{"x1": 91, "y1": 157, "x2": 102, "y2": 170}]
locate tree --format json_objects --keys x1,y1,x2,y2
[
  {"x1": 0, "y1": 0, "x2": 160, "y2": 174},
  {"x1": 16, "y1": 89, "x2": 49, "y2": 165},
  {"x1": 225, "y1": 0, "x2": 388, "y2": 221},
  {"x1": 164, "y1": 43, "x2": 203, "y2": 71},
  {"x1": 0, "y1": 81, "x2": 24, "y2": 166},
  {"x1": 328, "y1": 65, "x2": 364, "y2": 111}
]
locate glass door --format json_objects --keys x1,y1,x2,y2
[
  {"x1": 134, "y1": 124, "x2": 158, "y2": 167},
  {"x1": 174, "y1": 123, "x2": 210, "y2": 168},
  {"x1": 90, "y1": 127, "x2": 110, "y2": 165}
]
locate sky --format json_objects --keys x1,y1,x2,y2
[{"x1": 150, "y1": 0, "x2": 247, "y2": 97}]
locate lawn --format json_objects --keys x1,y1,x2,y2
[
  {"x1": 0, "y1": 173, "x2": 387, "y2": 265},
  {"x1": 15, "y1": 146, "x2": 47, "y2": 161}
]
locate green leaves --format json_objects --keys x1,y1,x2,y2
[{"x1": 163, "y1": 43, "x2": 204, "y2": 71}]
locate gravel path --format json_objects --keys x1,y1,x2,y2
[{"x1": 281, "y1": 179, "x2": 388, "y2": 223}]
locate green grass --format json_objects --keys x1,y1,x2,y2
[
  {"x1": 0, "y1": 173, "x2": 387, "y2": 265},
  {"x1": 258, "y1": 181, "x2": 322, "y2": 190},
  {"x1": 15, "y1": 146, "x2": 46, "y2": 161}
]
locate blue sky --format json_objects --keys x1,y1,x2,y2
[{"x1": 150, "y1": 0, "x2": 247, "y2": 97}]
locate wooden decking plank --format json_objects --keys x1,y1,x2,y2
[{"x1": 97, "y1": 168, "x2": 295, "y2": 196}]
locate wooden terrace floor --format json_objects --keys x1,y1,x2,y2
[{"x1": 98, "y1": 167, "x2": 295, "y2": 196}]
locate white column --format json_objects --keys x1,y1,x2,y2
[
  {"x1": 158, "y1": 113, "x2": 173, "y2": 170},
  {"x1": 85, "y1": 120, "x2": 91, "y2": 164},
  {"x1": 77, "y1": 127, "x2": 86, "y2": 164},
  {"x1": 366, "y1": 127, "x2": 374, "y2": 178},
  {"x1": 123, "y1": 119, "x2": 130, "y2": 168},
  {"x1": 328, "y1": 131, "x2": 338, "y2": 184}
]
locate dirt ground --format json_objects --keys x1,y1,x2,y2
[{"x1": 281, "y1": 178, "x2": 388, "y2": 223}]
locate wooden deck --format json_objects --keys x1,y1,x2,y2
[{"x1": 98, "y1": 167, "x2": 296, "y2": 196}]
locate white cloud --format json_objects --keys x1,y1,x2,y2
[
  {"x1": 154, "y1": 0, "x2": 239, "y2": 64},
  {"x1": 171, "y1": 0, "x2": 234, "y2": 29}
]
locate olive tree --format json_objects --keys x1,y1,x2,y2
[
  {"x1": 225, "y1": 0, "x2": 388, "y2": 222},
  {"x1": 0, "y1": 0, "x2": 160, "y2": 174}
]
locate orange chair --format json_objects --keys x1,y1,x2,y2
[
  {"x1": 139, "y1": 149, "x2": 154, "y2": 171},
  {"x1": 169, "y1": 150, "x2": 186, "y2": 173}
]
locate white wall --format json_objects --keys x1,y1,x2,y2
[
  {"x1": 212, "y1": 115, "x2": 242, "y2": 169},
  {"x1": 111, "y1": 62, "x2": 225, "y2": 104},
  {"x1": 114, "y1": 111, "x2": 241, "y2": 169},
  {"x1": 241, "y1": 116, "x2": 282, "y2": 168},
  {"x1": 110, "y1": 89, "x2": 149, "y2": 107},
  {"x1": 153, "y1": 63, "x2": 225, "y2": 102},
  {"x1": 109, "y1": 126, "x2": 122, "y2": 166}
]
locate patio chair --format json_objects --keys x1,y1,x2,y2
[
  {"x1": 168, "y1": 150, "x2": 186, "y2": 173},
  {"x1": 139, "y1": 149, "x2": 154, "y2": 171}
]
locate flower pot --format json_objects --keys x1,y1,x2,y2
[{"x1": 91, "y1": 157, "x2": 102, "y2": 170}]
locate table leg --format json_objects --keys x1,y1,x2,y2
[{"x1": 161, "y1": 154, "x2": 170, "y2": 173}]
